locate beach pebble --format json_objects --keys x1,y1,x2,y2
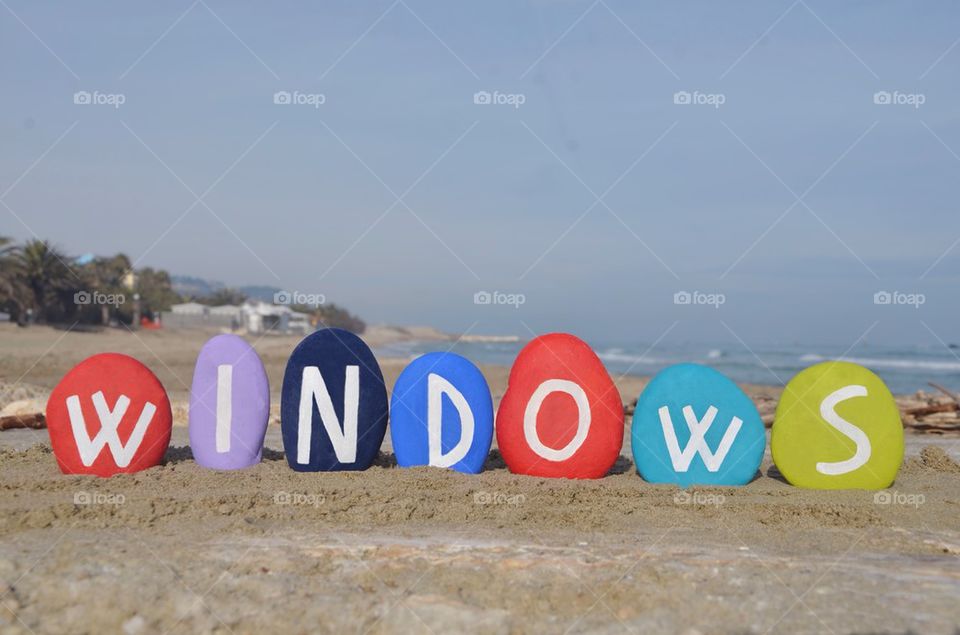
[
  {"x1": 189, "y1": 334, "x2": 269, "y2": 470},
  {"x1": 631, "y1": 363, "x2": 765, "y2": 486},
  {"x1": 46, "y1": 353, "x2": 172, "y2": 477},
  {"x1": 122, "y1": 615, "x2": 147, "y2": 635},
  {"x1": 496, "y1": 333, "x2": 622, "y2": 479},
  {"x1": 281, "y1": 329, "x2": 387, "y2": 471},
  {"x1": 390, "y1": 352, "x2": 493, "y2": 474},
  {"x1": 772, "y1": 361, "x2": 903, "y2": 489}
]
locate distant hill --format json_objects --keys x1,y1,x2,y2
[
  {"x1": 171, "y1": 276, "x2": 281, "y2": 303},
  {"x1": 171, "y1": 275, "x2": 225, "y2": 298}
]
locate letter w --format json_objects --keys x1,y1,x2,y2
[
  {"x1": 66, "y1": 392, "x2": 157, "y2": 467},
  {"x1": 658, "y1": 405, "x2": 742, "y2": 472}
]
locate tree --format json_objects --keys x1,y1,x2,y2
[
  {"x1": 0, "y1": 237, "x2": 26, "y2": 318},
  {"x1": 81, "y1": 254, "x2": 132, "y2": 325},
  {"x1": 18, "y1": 240, "x2": 79, "y2": 323},
  {"x1": 294, "y1": 302, "x2": 366, "y2": 334},
  {"x1": 136, "y1": 267, "x2": 180, "y2": 318},
  {"x1": 195, "y1": 288, "x2": 247, "y2": 307}
]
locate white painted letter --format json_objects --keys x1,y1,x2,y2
[
  {"x1": 659, "y1": 405, "x2": 742, "y2": 472},
  {"x1": 66, "y1": 391, "x2": 156, "y2": 467},
  {"x1": 427, "y1": 373, "x2": 474, "y2": 468},
  {"x1": 816, "y1": 385, "x2": 871, "y2": 475},
  {"x1": 297, "y1": 366, "x2": 359, "y2": 464},
  {"x1": 523, "y1": 379, "x2": 590, "y2": 462},
  {"x1": 216, "y1": 364, "x2": 232, "y2": 453}
]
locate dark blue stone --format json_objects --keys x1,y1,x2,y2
[
  {"x1": 390, "y1": 352, "x2": 493, "y2": 474},
  {"x1": 281, "y1": 328, "x2": 387, "y2": 471}
]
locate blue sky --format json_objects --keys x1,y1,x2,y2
[{"x1": 2, "y1": 1, "x2": 959, "y2": 348}]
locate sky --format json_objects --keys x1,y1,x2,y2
[{"x1": 2, "y1": 1, "x2": 959, "y2": 350}]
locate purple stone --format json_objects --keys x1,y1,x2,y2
[{"x1": 189, "y1": 334, "x2": 270, "y2": 470}]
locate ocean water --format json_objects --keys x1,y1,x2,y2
[{"x1": 373, "y1": 339, "x2": 960, "y2": 395}]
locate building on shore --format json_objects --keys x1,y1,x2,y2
[{"x1": 162, "y1": 301, "x2": 310, "y2": 335}]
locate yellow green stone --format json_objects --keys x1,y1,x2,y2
[{"x1": 772, "y1": 361, "x2": 904, "y2": 490}]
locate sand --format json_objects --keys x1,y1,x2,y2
[{"x1": 1, "y1": 325, "x2": 959, "y2": 634}]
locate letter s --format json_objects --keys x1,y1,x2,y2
[{"x1": 815, "y1": 385, "x2": 871, "y2": 476}]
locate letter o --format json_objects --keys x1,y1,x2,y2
[{"x1": 523, "y1": 379, "x2": 591, "y2": 462}]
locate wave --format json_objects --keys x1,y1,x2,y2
[
  {"x1": 799, "y1": 354, "x2": 960, "y2": 372},
  {"x1": 597, "y1": 350, "x2": 667, "y2": 366}
]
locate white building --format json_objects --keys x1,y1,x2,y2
[
  {"x1": 241, "y1": 301, "x2": 310, "y2": 335},
  {"x1": 162, "y1": 301, "x2": 309, "y2": 334}
]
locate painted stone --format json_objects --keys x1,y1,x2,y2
[
  {"x1": 189, "y1": 334, "x2": 270, "y2": 470},
  {"x1": 631, "y1": 363, "x2": 765, "y2": 487},
  {"x1": 771, "y1": 361, "x2": 903, "y2": 490},
  {"x1": 46, "y1": 353, "x2": 172, "y2": 477},
  {"x1": 390, "y1": 352, "x2": 493, "y2": 474},
  {"x1": 496, "y1": 333, "x2": 622, "y2": 479},
  {"x1": 281, "y1": 328, "x2": 388, "y2": 471}
]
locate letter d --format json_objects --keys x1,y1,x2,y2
[{"x1": 427, "y1": 373, "x2": 474, "y2": 468}]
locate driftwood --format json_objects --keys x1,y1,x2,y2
[
  {"x1": 904, "y1": 402, "x2": 959, "y2": 417},
  {"x1": 0, "y1": 413, "x2": 46, "y2": 430},
  {"x1": 928, "y1": 381, "x2": 960, "y2": 404}
]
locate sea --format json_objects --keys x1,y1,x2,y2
[{"x1": 373, "y1": 339, "x2": 960, "y2": 395}]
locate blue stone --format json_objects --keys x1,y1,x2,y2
[
  {"x1": 281, "y1": 328, "x2": 388, "y2": 471},
  {"x1": 390, "y1": 352, "x2": 493, "y2": 474},
  {"x1": 631, "y1": 363, "x2": 765, "y2": 487}
]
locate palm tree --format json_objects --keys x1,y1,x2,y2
[
  {"x1": 0, "y1": 236, "x2": 26, "y2": 317},
  {"x1": 18, "y1": 239, "x2": 78, "y2": 323}
]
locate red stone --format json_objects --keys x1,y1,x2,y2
[
  {"x1": 496, "y1": 333, "x2": 622, "y2": 479},
  {"x1": 46, "y1": 353, "x2": 172, "y2": 477}
]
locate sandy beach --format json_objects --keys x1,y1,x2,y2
[{"x1": 1, "y1": 325, "x2": 958, "y2": 634}]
